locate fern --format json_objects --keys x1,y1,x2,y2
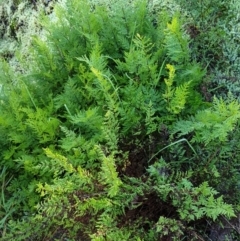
[
  {"x1": 44, "y1": 148, "x2": 75, "y2": 174},
  {"x1": 163, "y1": 64, "x2": 191, "y2": 114},
  {"x1": 155, "y1": 216, "x2": 184, "y2": 240},
  {"x1": 172, "y1": 179, "x2": 235, "y2": 221},
  {"x1": 103, "y1": 109, "x2": 119, "y2": 151},
  {"x1": 24, "y1": 107, "x2": 59, "y2": 144},
  {"x1": 173, "y1": 96, "x2": 240, "y2": 144},
  {"x1": 116, "y1": 34, "x2": 158, "y2": 85},
  {"x1": 164, "y1": 15, "x2": 190, "y2": 64},
  {"x1": 96, "y1": 146, "x2": 122, "y2": 198},
  {"x1": 70, "y1": 107, "x2": 103, "y2": 140}
]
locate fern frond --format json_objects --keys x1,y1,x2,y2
[
  {"x1": 173, "y1": 96, "x2": 240, "y2": 144},
  {"x1": 163, "y1": 64, "x2": 191, "y2": 114},
  {"x1": 164, "y1": 15, "x2": 189, "y2": 63},
  {"x1": 44, "y1": 148, "x2": 75, "y2": 174},
  {"x1": 103, "y1": 110, "x2": 119, "y2": 151},
  {"x1": 169, "y1": 81, "x2": 191, "y2": 114},
  {"x1": 96, "y1": 146, "x2": 122, "y2": 197},
  {"x1": 70, "y1": 107, "x2": 103, "y2": 140},
  {"x1": 116, "y1": 34, "x2": 158, "y2": 84}
]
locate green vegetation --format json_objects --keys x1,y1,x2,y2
[{"x1": 0, "y1": 0, "x2": 239, "y2": 240}]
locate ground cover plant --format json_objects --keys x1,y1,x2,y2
[
  {"x1": 0, "y1": 0, "x2": 240, "y2": 240},
  {"x1": 177, "y1": 0, "x2": 240, "y2": 100}
]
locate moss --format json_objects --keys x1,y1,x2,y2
[{"x1": 0, "y1": 0, "x2": 57, "y2": 73}]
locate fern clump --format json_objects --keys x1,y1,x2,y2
[{"x1": 0, "y1": 0, "x2": 239, "y2": 240}]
